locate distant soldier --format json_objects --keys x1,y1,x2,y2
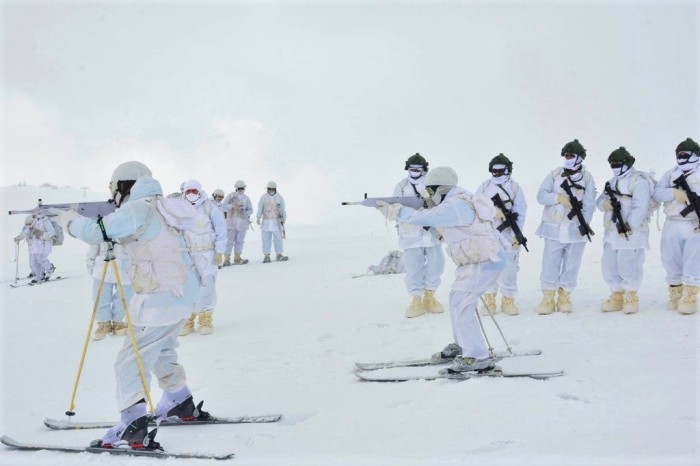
[
  {"x1": 256, "y1": 181, "x2": 288, "y2": 263},
  {"x1": 14, "y1": 214, "x2": 56, "y2": 283},
  {"x1": 223, "y1": 180, "x2": 253, "y2": 265}
]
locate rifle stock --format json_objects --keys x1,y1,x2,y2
[
  {"x1": 342, "y1": 195, "x2": 426, "y2": 210},
  {"x1": 490, "y1": 194, "x2": 529, "y2": 252},
  {"x1": 560, "y1": 180, "x2": 594, "y2": 241},
  {"x1": 8, "y1": 199, "x2": 116, "y2": 219}
]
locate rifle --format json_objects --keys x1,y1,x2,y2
[
  {"x1": 672, "y1": 173, "x2": 700, "y2": 229},
  {"x1": 490, "y1": 194, "x2": 529, "y2": 252},
  {"x1": 277, "y1": 204, "x2": 286, "y2": 240},
  {"x1": 342, "y1": 194, "x2": 427, "y2": 210},
  {"x1": 8, "y1": 198, "x2": 117, "y2": 219},
  {"x1": 603, "y1": 182, "x2": 630, "y2": 240},
  {"x1": 560, "y1": 180, "x2": 595, "y2": 241}
]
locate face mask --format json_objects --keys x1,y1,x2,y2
[
  {"x1": 492, "y1": 175, "x2": 509, "y2": 184},
  {"x1": 563, "y1": 156, "x2": 581, "y2": 170},
  {"x1": 268, "y1": 189, "x2": 277, "y2": 195},
  {"x1": 408, "y1": 168, "x2": 424, "y2": 180},
  {"x1": 185, "y1": 193, "x2": 200, "y2": 203}
]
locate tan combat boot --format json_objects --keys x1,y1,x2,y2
[
  {"x1": 94, "y1": 321, "x2": 113, "y2": 341},
  {"x1": 223, "y1": 255, "x2": 232, "y2": 267},
  {"x1": 198, "y1": 311, "x2": 214, "y2": 335},
  {"x1": 480, "y1": 293, "x2": 497, "y2": 316},
  {"x1": 179, "y1": 313, "x2": 196, "y2": 336},
  {"x1": 667, "y1": 285, "x2": 684, "y2": 311},
  {"x1": 422, "y1": 290, "x2": 444, "y2": 313},
  {"x1": 276, "y1": 253, "x2": 288, "y2": 262},
  {"x1": 112, "y1": 321, "x2": 128, "y2": 336},
  {"x1": 537, "y1": 290, "x2": 556, "y2": 315},
  {"x1": 677, "y1": 285, "x2": 698, "y2": 315},
  {"x1": 234, "y1": 253, "x2": 249, "y2": 265},
  {"x1": 556, "y1": 288, "x2": 573, "y2": 313},
  {"x1": 405, "y1": 296, "x2": 426, "y2": 318},
  {"x1": 601, "y1": 291, "x2": 624, "y2": 312},
  {"x1": 263, "y1": 254, "x2": 271, "y2": 263},
  {"x1": 622, "y1": 290, "x2": 639, "y2": 314},
  {"x1": 501, "y1": 296, "x2": 519, "y2": 315}
]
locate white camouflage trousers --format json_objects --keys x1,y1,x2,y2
[
  {"x1": 487, "y1": 249, "x2": 520, "y2": 297},
  {"x1": 93, "y1": 279, "x2": 133, "y2": 322},
  {"x1": 601, "y1": 243, "x2": 645, "y2": 291},
  {"x1": 402, "y1": 245, "x2": 445, "y2": 296},
  {"x1": 660, "y1": 220, "x2": 700, "y2": 287},
  {"x1": 539, "y1": 239, "x2": 586, "y2": 292},
  {"x1": 194, "y1": 273, "x2": 218, "y2": 312},
  {"x1": 29, "y1": 253, "x2": 52, "y2": 279},
  {"x1": 449, "y1": 260, "x2": 502, "y2": 360},
  {"x1": 225, "y1": 227, "x2": 248, "y2": 256},
  {"x1": 114, "y1": 319, "x2": 188, "y2": 411}
]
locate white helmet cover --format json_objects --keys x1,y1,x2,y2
[
  {"x1": 235, "y1": 180, "x2": 246, "y2": 189},
  {"x1": 424, "y1": 166, "x2": 458, "y2": 187},
  {"x1": 267, "y1": 181, "x2": 277, "y2": 189}
]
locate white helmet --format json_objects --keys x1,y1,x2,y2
[
  {"x1": 234, "y1": 180, "x2": 246, "y2": 189},
  {"x1": 212, "y1": 188, "x2": 225, "y2": 197},
  {"x1": 110, "y1": 161, "x2": 152, "y2": 206},
  {"x1": 24, "y1": 215, "x2": 34, "y2": 226},
  {"x1": 267, "y1": 181, "x2": 277, "y2": 189},
  {"x1": 424, "y1": 166, "x2": 458, "y2": 187}
]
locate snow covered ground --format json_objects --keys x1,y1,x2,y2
[{"x1": 0, "y1": 184, "x2": 698, "y2": 466}]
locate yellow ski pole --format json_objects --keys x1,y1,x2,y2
[{"x1": 65, "y1": 250, "x2": 109, "y2": 417}]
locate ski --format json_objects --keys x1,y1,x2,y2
[
  {"x1": 10, "y1": 276, "x2": 66, "y2": 288},
  {"x1": 44, "y1": 413, "x2": 282, "y2": 430},
  {"x1": 355, "y1": 348, "x2": 541, "y2": 371},
  {"x1": 0, "y1": 435, "x2": 235, "y2": 460},
  {"x1": 355, "y1": 367, "x2": 564, "y2": 382}
]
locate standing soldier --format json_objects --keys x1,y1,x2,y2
[
  {"x1": 653, "y1": 137, "x2": 700, "y2": 314},
  {"x1": 14, "y1": 214, "x2": 56, "y2": 283},
  {"x1": 376, "y1": 167, "x2": 505, "y2": 372},
  {"x1": 179, "y1": 179, "x2": 227, "y2": 335},
  {"x1": 223, "y1": 180, "x2": 254, "y2": 265},
  {"x1": 211, "y1": 189, "x2": 225, "y2": 212},
  {"x1": 256, "y1": 181, "x2": 288, "y2": 263},
  {"x1": 392, "y1": 153, "x2": 445, "y2": 318},
  {"x1": 597, "y1": 147, "x2": 653, "y2": 314},
  {"x1": 476, "y1": 153, "x2": 527, "y2": 315},
  {"x1": 51, "y1": 161, "x2": 211, "y2": 451},
  {"x1": 535, "y1": 139, "x2": 596, "y2": 314}
]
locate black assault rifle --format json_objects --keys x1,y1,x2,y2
[
  {"x1": 8, "y1": 199, "x2": 117, "y2": 219},
  {"x1": 560, "y1": 180, "x2": 595, "y2": 241},
  {"x1": 342, "y1": 194, "x2": 427, "y2": 210},
  {"x1": 603, "y1": 182, "x2": 630, "y2": 240},
  {"x1": 672, "y1": 173, "x2": 700, "y2": 229},
  {"x1": 490, "y1": 194, "x2": 529, "y2": 252}
]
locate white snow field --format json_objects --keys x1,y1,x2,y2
[{"x1": 0, "y1": 184, "x2": 698, "y2": 466}]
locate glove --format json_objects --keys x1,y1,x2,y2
[
  {"x1": 256, "y1": 217, "x2": 261, "y2": 225},
  {"x1": 673, "y1": 189, "x2": 689, "y2": 204},
  {"x1": 495, "y1": 208, "x2": 506, "y2": 222},
  {"x1": 511, "y1": 237, "x2": 521, "y2": 247},
  {"x1": 602, "y1": 200, "x2": 613, "y2": 211},
  {"x1": 376, "y1": 201, "x2": 402, "y2": 221},
  {"x1": 556, "y1": 194, "x2": 572, "y2": 209},
  {"x1": 14, "y1": 236, "x2": 21, "y2": 244},
  {"x1": 214, "y1": 252, "x2": 224, "y2": 266},
  {"x1": 619, "y1": 223, "x2": 633, "y2": 237},
  {"x1": 48, "y1": 208, "x2": 80, "y2": 230},
  {"x1": 41, "y1": 232, "x2": 53, "y2": 241}
]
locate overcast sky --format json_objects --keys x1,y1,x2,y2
[{"x1": 1, "y1": 0, "x2": 698, "y2": 223}]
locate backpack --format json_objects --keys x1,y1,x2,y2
[
  {"x1": 50, "y1": 219, "x2": 64, "y2": 246},
  {"x1": 629, "y1": 170, "x2": 660, "y2": 223}
]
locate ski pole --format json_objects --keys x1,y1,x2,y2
[
  {"x1": 96, "y1": 216, "x2": 155, "y2": 415},
  {"x1": 13, "y1": 241, "x2": 20, "y2": 284},
  {"x1": 473, "y1": 304, "x2": 495, "y2": 357},
  {"x1": 66, "y1": 254, "x2": 109, "y2": 418},
  {"x1": 479, "y1": 296, "x2": 513, "y2": 354}
]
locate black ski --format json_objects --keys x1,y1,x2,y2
[
  {"x1": 44, "y1": 413, "x2": 282, "y2": 430},
  {"x1": 355, "y1": 348, "x2": 541, "y2": 371},
  {"x1": 355, "y1": 367, "x2": 564, "y2": 382},
  {"x1": 0, "y1": 435, "x2": 234, "y2": 460}
]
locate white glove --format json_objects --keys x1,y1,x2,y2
[
  {"x1": 48, "y1": 208, "x2": 80, "y2": 230},
  {"x1": 495, "y1": 208, "x2": 506, "y2": 222},
  {"x1": 14, "y1": 236, "x2": 21, "y2": 244},
  {"x1": 41, "y1": 232, "x2": 53, "y2": 240},
  {"x1": 602, "y1": 200, "x2": 613, "y2": 211},
  {"x1": 556, "y1": 194, "x2": 572, "y2": 209},
  {"x1": 376, "y1": 201, "x2": 402, "y2": 221},
  {"x1": 673, "y1": 189, "x2": 689, "y2": 204},
  {"x1": 511, "y1": 237, "x2": 521, "y2": 248}
]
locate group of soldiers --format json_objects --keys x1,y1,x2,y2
[{"x1": 387, "y1": 137, "x2": 700, "y2": 322}]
